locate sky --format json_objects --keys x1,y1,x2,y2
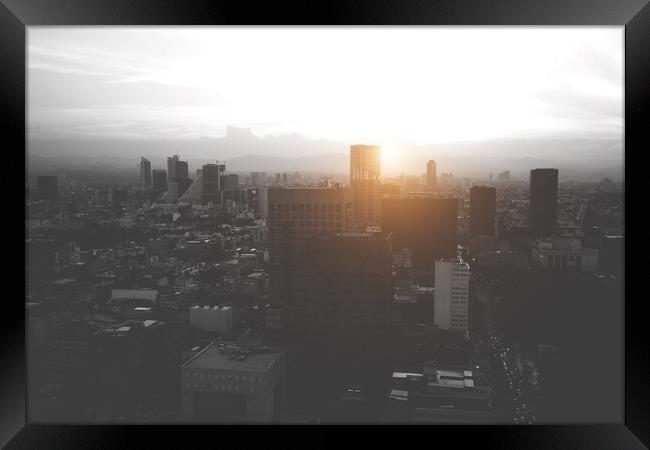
[{"x1": 28, "y1": 27, "x2": 623, "y2": 153}]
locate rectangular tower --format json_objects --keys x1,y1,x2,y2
[
  {"x1": 529, "y1": 168, "x2": 559, "y2": 236},
  {"x1": 350, "y1": 145, "x2": 381, "y2": 228},
  {"x1": 426, "y1": 160, "x2": 437, "y2": 193},
  {"x1": 380, "y1": 194, "x2": 458, "y2": 271},
  {"x1": 267, "y1": 187, "x2": 354, "y2": 326},
  {"x1": 470, "y1": 185, "x2": 496, "y2": 237},
  {"x1": 434, "y1": 259, "x2": 470, "y2": 331}
]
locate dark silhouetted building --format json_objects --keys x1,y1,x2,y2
[
  {"x1": 201, "y1": 163, "x2": 226, "y2": 204},
  {"x1": 267, "y1": 187, "x2": 354, "y2": 328},
  {"x1": 529, "y1": 168, "x2": 558, "y2": 236},
  {"x1": 167, "y1": 155, "x2": 179, "y2": 181},
  {"x1": 168, "y1": 155, "x2": 190, "y2": 182},
  {"x1": 350, "y1": 145, "x2": 381, "y2": 228},
  {"x1": 380, "y1": 194, "x2": 458, "y2": 271},
  {"x1": 139, "y1": 157, "x2": 151, "y2": 189},
  {"x1": 470, "y1": 186, "x2": 496, "y2": 236},
  {"x1": 152, "y1": 169, "x2": 167, "y2": 193},
  {"x1": 295, "y1": 231, "x2": 393, "y2": 357},
  {"x1": 36, "y1": 176, "x2": 58, "y2": 201},
  {"x1": 221, "y1": 174, "x2": 240, "y2": 203}
]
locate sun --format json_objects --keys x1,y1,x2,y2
[{"x1": 381, "y1": 146, "x2": 400, "y2": 175}]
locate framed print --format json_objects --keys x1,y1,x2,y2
[{"x1": 2, "y1": 0, "x2": 647, "y2": 448}]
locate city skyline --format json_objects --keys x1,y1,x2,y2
[
  {"x1": 29, "y1": 27, "x2": 623, "y2": 173},
  {"x1": 24, "y1": 27, "x2": 625, "y2": 428}
]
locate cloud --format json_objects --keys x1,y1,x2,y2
[{"x1": 27, "y1": 27, "x2": 623, "y2": 150}]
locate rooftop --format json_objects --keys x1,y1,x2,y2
[{"x1": 183, "y1": 342, "x2": 280, "y2": 372}]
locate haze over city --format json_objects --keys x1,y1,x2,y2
[
  {"x1": 28, "y1": 27, "x2": 623, "y2": 177},
  {"x1": 26, "y1": 26, "x2": 624, "y2": 427}
]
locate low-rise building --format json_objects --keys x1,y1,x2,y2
[{"x1": 181, "y1": 341, "x2": 285, "y2": 422}]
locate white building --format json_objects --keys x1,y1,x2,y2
[
  {"x1": 434, "y1": 259, "x2": 470, "y2": 331},
  {"x1": 190, "y1": 305, "x2": 233, "y2": 333}
]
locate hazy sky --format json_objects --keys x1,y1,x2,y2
[{"x1": 28, "y1": 27, "x2": 623, "y2": 147}]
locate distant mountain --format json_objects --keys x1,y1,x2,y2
[{"x1": 27, "y1": 126, "x2": 623, "y2": 181}]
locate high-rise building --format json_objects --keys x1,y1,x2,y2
[
  {"x1": 201, "y1": 163, "x2": 226, "y2": 204},
  {"x1": 167, "y1": 155, "x2": 179, "y2": 181},
  {"x1": 168, "y1": 155, "x2": 190, "y2": 181},
  {"x1": 529, "y1": 168, "x2": 558, "y2": 236},
  {"x1": 380, "y1": 194, "x2": 458, "y2": 272},
  {"x1": 152, "y1": 169, "x2": 167, "y2": 193},
  {"x1": 35, "y1": 175, "x2": 58, "y2": 201},
  {"x1": 295, "y1": 231, "x2": 393, "y2": 356},
  {"x1": 426, "y1": 160, "x2": 437, "y2": 193},
  {"x1": 139, "y1": 157, "x2": 151, "y2": 189},
  {"x1": 350, "y1": 144, "x2": 381, "y2": 228},
  {"x1": 177, "y1": 160, "x2": 189, "y2": 180},
  {"x1": 470, "y1": 186, "x2": 496, "y2": 237},
  {"x1": 434, "y1": 259, "x2": 470, "y2": 331},
  {"x1": 221, "y1": 174, "x2": 240, "y2": 203},
  {"x1": 267, "y1": 187, "x2": 354, "y2": 327}
]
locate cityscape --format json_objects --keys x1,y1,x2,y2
[{"x1": 26, "y1": 27, "x2": 624, "y2": 424}]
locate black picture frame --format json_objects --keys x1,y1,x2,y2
[{"x1": 3, "y1": 0, "x2": 647, "y2": 448}]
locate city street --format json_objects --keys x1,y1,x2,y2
[{"x1": 472, "y1": 272, "x2": 537, "y2": 424}]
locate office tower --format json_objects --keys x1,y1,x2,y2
[
  {"x1": 434, "y1": 259, "x2": 470, "y2": 331},
  {"x1": 35, "y1": 175, "x2": 58, "y2": 201},
  {"x1": 380, "y1": 194, "x2": 458, "y2": 272},
  {"x1": 470, "y1": 186, "x2": 496, "y2": 236},
  {"x1": 181, "y1": 341, "x2": 285, "y2": 422},
  {"x1": 497, "y1": 170, "x2": 510, "y2": 181},
  {"x1": 296, "y1": 231, "x2": 393, "y2": 356},
  {"x1": 177, "y1": 160, "x2": 189, "y2": 180},
  {"x1": 267, "y1": 187, "x2": 354, "y2": 325},
  {"x1": 167, "y1": 155, "x2": 179, "y2": 181},
  {"x1": 221, "y1": 174, "x2": 240, "y2": 203},
  {"x1": 350, "y1": 144, "x2": 381, "y2": 228},
  {"x1": 529, "y1": 168, "x2": 559, "y2": 236},
  {"x1": 152, "y1": 169, "x2": 167, "y2": 193},
  {"x1": 139, "y1": 157, "x2": 151, "y2": 189},
  {"x1": 426, "y1": 160, "x2": 437, "y2": 193},
  {"x1": 201, "y1": 163, "x2": 225, "y2": 204}
]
